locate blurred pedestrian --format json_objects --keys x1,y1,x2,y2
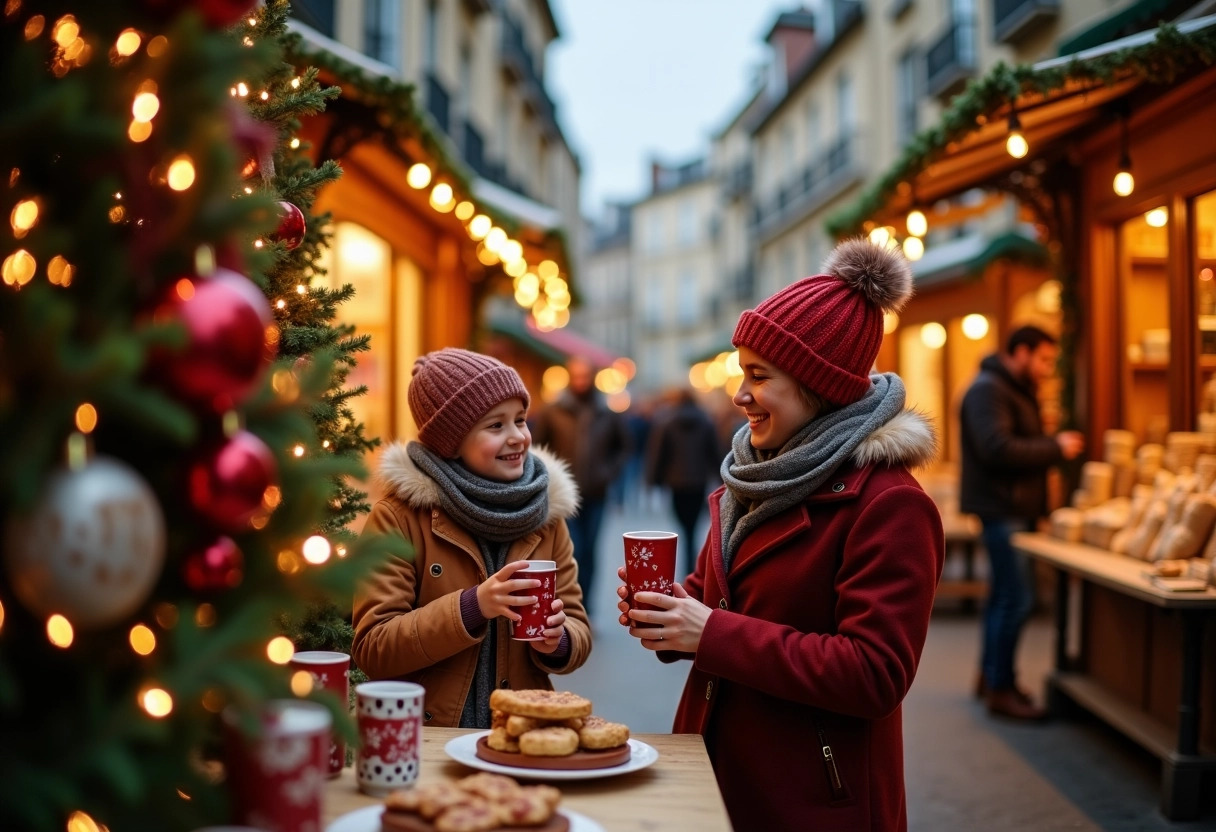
[
  {"x1": 960, "y1": 325, "x2": 1084, "y2": 721},
  {"x1": 645, "y1": 388, "x2": 720, "y2": 578},
  {"x1": 532, "y1": 355, "x2": 631, "y2": 614}
]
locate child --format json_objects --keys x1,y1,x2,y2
[
  {"x1": 353, "y1": 348, "x2": 590, "y2": 728},
  {"x1": 617, "y1": 239, "x2": 944, "y2": 831}
]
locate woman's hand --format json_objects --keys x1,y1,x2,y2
[
  {"x1": 623, "y1": 582, "x2": 711, "y2": 653},
  {"x1": 529, "y1": 598, "x2": 567, "y2": 655},
  {"x1": 477, "y1": 560, "x2": 538, "y2": 622}
]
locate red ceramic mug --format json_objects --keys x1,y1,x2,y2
[
  {"x1": 509, "y1": 559, "x2": 558, "y2": 641},
  {"x1": 355, "y1": 681, "x2": 424, "y2": 797},
  {"x1": 623, "y1": 531, "x2": 677, "y2": 625},
  {"x1": 289, "y1": 650, "x2": 350, "y2": 777},
  {"x1": 222, "y1": 700, "x2": 330, "y2": 832}
]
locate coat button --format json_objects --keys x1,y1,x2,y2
[
  {"x1": 832, "y1": 482, "x2": 845, "y2": 492},
  {"x1": 500, "y1": 679, "x2": 510, "y2": 689},
  {"x1": 430, "y1": 563, "x2": 443, "y2": 577},
  {"x1": 718, "y1": 599, "x2": 727, "y2": 609},
  {"x1": 424, "y1": 711, "x2": 433, "y2": 722},
  {"x1": 705, "y1": 681, "x2": 714, "y2": 700}
]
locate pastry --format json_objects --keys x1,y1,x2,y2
[{"x1": 488, "y1": 689, "x2": 592, "y2": 721}]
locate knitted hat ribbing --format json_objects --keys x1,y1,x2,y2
[
  {"x1": 732, "y1": 238, "x2": 914, "y2": 405},
  {"x1": 407, "y1": 348, "x2": 531, "y2": 458}
]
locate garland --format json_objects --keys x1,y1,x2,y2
[{"x1": 825, "y1": 22, "x2": 1216, "y2": 238}]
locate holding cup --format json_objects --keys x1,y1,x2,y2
[
  {"x1": 623, "y1": 531, "x2": 678, "y2": 625},
  {"x1": 289, "y1": 650, "x2": 350, "y2": 777},
  {"x1": 509, "y1": 559, "x2": 557, "y2": 641},
  {"x1": 355, "y1": 681, "x2": 424, "y2": 797}
]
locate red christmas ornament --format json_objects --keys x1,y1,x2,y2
[
  {"x1": 142, "y1": 0, "x2": 260, "y2": 29},
  {"x1": 188, "y1": 430, "x2": 278, "y2": 533},
  {"x1": 272, "y1": 201, "x2": 306, "y2": 250},
  {"x1": 227, "y1": 102, "x2": 275, "y2": 183},
  {"x1": 148, "y1": 267, "x2": 276, "y2": 412},
  {"x1": 183, "y1": 536, "x2": 244, "y2": 591}
]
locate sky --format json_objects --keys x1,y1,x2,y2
[{"x1": 546, "y1": 1, "x2": 794, "y2": 219}]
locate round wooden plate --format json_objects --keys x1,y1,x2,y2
[
  {"x1": 475, "y1": 736, "x2": 632, "y2": 770},
  {"x1": 381, "y1": 807, "x2": 571, "y2": 832}
]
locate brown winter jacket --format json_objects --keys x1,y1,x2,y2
[{"x1": 352, "y1": 445, "x2": 591, "y2": 727}]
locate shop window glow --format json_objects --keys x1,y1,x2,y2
[{"x1": 961, "y1": 314, "x2": 990, "y2": 340}]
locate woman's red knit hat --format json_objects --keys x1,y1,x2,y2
[
  {"x1": 732, "y1": 238, "x2": 914, "y2": 405},
  {"x1": 407, "y1": 348, "x2": 530, "y2": 458}
]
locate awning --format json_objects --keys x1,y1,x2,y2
[
  {"x1": 487, "y1": 314, "x2": 620, "y2": 368},
  {"x1": 1056, "y1": 0, "x2": 1191, "y2": 55},
  {"x1": 911, "y1": 229, "x2": 1048, "y2": 288}
]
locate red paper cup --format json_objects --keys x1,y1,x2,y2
[
  {"x1": 623, "y1": 531, "x2": 677, "y2": 625},
  {"x1": 509, "y1": 559, "x2": 557, "y2": 641},
  {"x1": 289, "y1": 650, "x2": 350, "y2": 777},
  {"x1": 222, "y1": 700, "x2": 330, "y2": 832},
  {"x1": 355, "y1": 681, "x2": 424, "y2": 797}
]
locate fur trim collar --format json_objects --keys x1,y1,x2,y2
[
  {"x1": 850, "y1": 408, "x2": 938, "y2": 470},
  {"x1": 376, "y1": 443, "x2": 580, "y2": 522}
]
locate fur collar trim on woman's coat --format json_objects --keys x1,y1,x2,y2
[
  {"x1": 849, "y1": 408, "x2": 938, "y2": 470},
  {"x1": 376, "y1": 443, "x2": 580, "y2": 523}
]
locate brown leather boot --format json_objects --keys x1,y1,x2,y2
[
  {"x1": 975, "y1": 672, "x2": 1034, "y2": 706},
  {"x1": 986, "y1": 688, "x2": 1047, "y2": 721}
]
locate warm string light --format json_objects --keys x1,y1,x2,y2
[
  {"x1": 1005, "y1": 111, "x2": 1028, "y2": 159},
  {"x1": 129, "y1": 624, "x2": 156, "y2": 655},
  {"x1": 1113, "y1": 107, "x2": 1135, "y2": 197},
  {"x1": 140, "y1": 686, "x2": 173, "y2": 717},
  {"x1": 267, "y1": 636, "x2": 294, "y2": 664},
  {"x1": 302, "y1": 535, "x2": 331, "y2": 564},
  {"x1": 47, "y1": 614, "x2": 73, "y2": 647}
]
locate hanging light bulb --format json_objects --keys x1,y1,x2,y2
[
  {"x1": 1006, "y1": 112, "x2": 1028, "y2": 159},
  {"x1": 1113, "y1": 108, "x2": 1134, "y2": 197},
  {"x1": 906, "y1": 208, "x2": 927, "y2": 238}
]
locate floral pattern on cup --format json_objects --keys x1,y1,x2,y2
[
  {"x1": 623, "y1": 531, "x2": 678, "y2": 625},
  {"x1": 355, "y1": 681, "x2": 424, "y2": 796},
  {"x1": 223, "y1": 700, "x2": 330, "y2": 832},
  {"x1": 509, "y1": 560, "x2": 557, "y2": 641}
]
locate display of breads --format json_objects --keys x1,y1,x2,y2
[
  {"x1": 381, "y1": 772, "x2": 563, "y2": 832},
  {"x1": 1047, "y1": 428, "x2": 1216, "y2": 586},
  {"x1": 485, "y1": 689, "x2": 630, "y2": 756}
]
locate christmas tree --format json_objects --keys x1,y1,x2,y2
[{"x1": 0, "y1": 2, "x2": 405, "y2": 830}]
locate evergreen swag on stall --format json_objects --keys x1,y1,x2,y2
[{"x1": 0, "y1": 1, "x2": 407, "y2": 830}]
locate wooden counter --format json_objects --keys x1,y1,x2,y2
[
  {"x1": 324, "y1": 729, "x2": 732, "y2": 831},
  {"x1": 1013, "y1": 532, "x2": 1216, "y2": 820}
]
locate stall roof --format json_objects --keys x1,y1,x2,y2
[{"x1": 487, "y1": 315, "x2": 620, "y2": 368}]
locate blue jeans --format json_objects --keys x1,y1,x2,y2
[
  {"x1": 980, "y1": 517, "x2": 1036, "y2": 691},
  {"x1": 567, "y1": 497, "x2": 606, "y2": 614}
]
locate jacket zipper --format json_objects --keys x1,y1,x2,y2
[{"x1": 815, "y1": 722, "x2": 848, "y2": 802}]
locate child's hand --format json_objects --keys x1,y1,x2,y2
[
  {"x1": 477, "y1": 561, "x2": 538, "y2": 621},
  {"x1": 529, "y1": 598, "x2": 567, "y2": 655}
]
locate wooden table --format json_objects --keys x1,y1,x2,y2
[
  {"x1": 324, "y1": 728, "x2": 732, "y2": 831},
  {"x1": 1013, "y1": 532, "x2": 1216, "y2": 820}
]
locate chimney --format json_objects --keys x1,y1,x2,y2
[{"x1": 765, "y1": 7, "x2": 817, "y2": 84}]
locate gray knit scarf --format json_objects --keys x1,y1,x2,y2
[
  {"x1": 406, "y1": 442, "x2": 551, "y2": 728},
  {"x1": 718, "y1": 373, "x2": 906, "y2": 572}
]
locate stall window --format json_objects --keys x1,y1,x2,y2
[
  {"x1": 313, "y1": 222, "x2": 394, "y2": 449},
  {"x1": 1118, "y1": 207, "x2": 1170, "y2": 444},
  {"x1": 1194, "y1": 189, "x2": 1216, "y2": 428}
]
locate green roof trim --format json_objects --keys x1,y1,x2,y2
[
  {"x1": 825, "y1": 21, "x2": 1216, "y2": 240},
  {"x1": 1057, "y1": 0, "x2": 1192, "y2": 56},
  {"x1": 971, "y1": 230, "x2": 1050, "y2": 271}
]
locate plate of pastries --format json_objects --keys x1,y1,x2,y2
[
  {"x1": 443, "y1": 690, "x2": 659, "y2": 781},
  {"x1": 325, "y1": 772, "x2": 604, "y2": 832}
]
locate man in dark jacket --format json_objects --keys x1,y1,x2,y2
[
  {"x1": 531, "y1": 356, "x2": 630, "y2": 615},
  {"x1": 645, "y1": 388, "x2": 722, "y2": 578},
  {"x1": 960, "y1": 325, "x2": 1084, "y2": 720}
]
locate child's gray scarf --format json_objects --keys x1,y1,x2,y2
[
  {"x1": 718, "y1": 373, "x2": 906, "y2": 572},
  {"x1": 406, "y1": 441, "x2": 550, "y2": 728}
]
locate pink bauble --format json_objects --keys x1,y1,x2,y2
[
  {"x1": 272, "y1": 201, "x2": 306, "y2": 250},
  {"x1": 183, "y1": 535, "x2": 244, "y2": 591},
  {"x1": 188, "y1": 430, "x2": 278, "y2": 533},
  {"x1": 149, "y1": 267, "x2": 276, "y2": 412}
]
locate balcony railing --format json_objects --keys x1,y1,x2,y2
[
  {"x1": 499, "y1": 12, "x2": 559, "y2": 135},
  {"x1": 925, "y1": 19, "x2": 975, "y2": 98},
  {"x1": 462, "y1": 121, "x2": 486, "y2": 177},
  {"x1": 992, "y1": 0, "x2": 1059, "y2": 44},
  {"x1": 426, "y1": 73, "x2": 450, "y2": 135},
  {"x1": 751, "y1": 134, "x2": 863, "y2": 237}
]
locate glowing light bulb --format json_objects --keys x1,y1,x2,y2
[
  {"x1": 906, "y1": 209, "x2": 927, "y2": 238},
  {"x1": 902, "y1": 236, "x2": 924, "y2": 261},
  {"x1": 267, "y1": 636, "x2": 294, "y2": 664},
  {"x1": 920, "y1": 322, "x2": 947, "y2": 349},
  {"x1": 167, "y1": 156, "x2": 195, "y2": 191},
  {"x1": 1006, "y1": 130, "x2": 1028, "y2": 159},
  {"x1": 129, "y1": 624, "x2": 156, "y2": 655},
  {"x1": 302, "y1": 535, "x2": 331, "y2": 565},
  {"x1": 47, "y1": 614, "x2": 74, "y2": 647},
  {"x1": 1113, "y1": 170, "x2": 1135, "y2": 197},
  {"x1": 140, "y1": 687, "x2": 173, "y2": 717},
  {"x1": 1145, "y1": 208, "x2": 1168, "y2": 228},
  {"x1": 406, "y1": 163, "x2": 432, "y2": 189},
  {"x1": 962, "y1": 313, "x2": 990, "y2": 340}
]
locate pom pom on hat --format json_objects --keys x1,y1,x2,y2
[
  {"x1": 732, "y1": 238, "x2": 913, "y2": 405},
  {"x1": 408, "y1": 348, "x2": 530, "y2": 458}
]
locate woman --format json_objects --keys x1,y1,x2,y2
[{"x1": 618, "y1": 239, "x2": 944, "y2": 831}]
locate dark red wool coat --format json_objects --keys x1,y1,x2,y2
[{"x1": 665, "y1": 411, "x2": 944, "y2": 832}]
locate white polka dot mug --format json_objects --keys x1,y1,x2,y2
[{"x1": 354, "y1": 681, "x2": 424, "y2": 797}]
